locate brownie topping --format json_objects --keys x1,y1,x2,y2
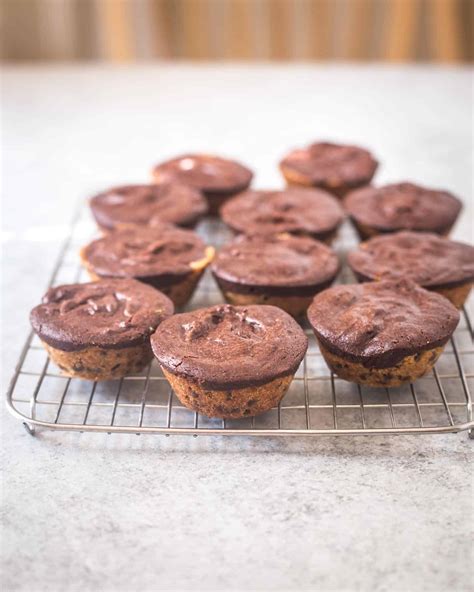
[
  {"x1": 344, "y1": 182, "x2": 462, "y2": 232},
  {"x1": 152, "y1": 154, "x2": 253, "y2": 194},
  {"x1": 212, "y1": 234, "x2": 340, "y2": 289},
  {"x1": 280, "y1": 141, "x2": 378, "y2": 186},
  {"x1": 348, "y1": 231, "x2": 474, "y2": 288},
  {"x1": 30, "y1": 279, "x2": 174, "y2": 351},
  {"x1": 90, "y1": 183, "x2": 207, "y2": 230},
  {"x1": 151, "y1": 304, "x2": 308, "y2": 389},
  {"x1": 220, "y1": 188, "x2": 344, "y2": 238},
  {"x1": 82, "y1": 226, "x2": 211, "y2": 280},
  {"x1": 307, "y1": 278, "x2": 459, "y2": 368}
]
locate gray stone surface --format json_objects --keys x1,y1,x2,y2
[{"x1": 1, "y1": 64, "x2": 473, "y2": 592}]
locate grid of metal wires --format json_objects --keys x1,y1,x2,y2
[{"x1": 6, "y1": 207, "x2": 474, "y2": 438}]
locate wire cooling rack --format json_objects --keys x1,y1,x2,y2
[{"x1": 6, "y1": 206, "x2": 474, "y2": 438}]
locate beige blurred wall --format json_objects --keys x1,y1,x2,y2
[{"x1": 1, "y1": 0, "x2": 472, "y2": 63}]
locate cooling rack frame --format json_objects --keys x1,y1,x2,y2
[{"x1": 5, "y1": 207, "x2": 474, "y2": 439}]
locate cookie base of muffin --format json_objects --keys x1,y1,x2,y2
[
  {"x1": 434, "y1": 282, "x2": 472, "y2": 309},
  {"x1": 42, "y1": 341, "x2": 153, "y2": 381},
  {"x1": 220, "y1": 290, "x2": 314, "y2": 319},
  {"x1": 350, "y1": 219, "x2": 454, "y2": 241},
  {"x1": 318, "y1": 343, "x2": 444, "y2": 387},
  {"x1": 282, "y1": 173, "x2": 365, "y2": 199},
  {"x1": 225, "y1": 226, "x2": 338, "y2": 245},
  {"x1": 162, "y1": 368, "x2": 293, "y2": 419},
  {"x1": 153, "y1": 268, "x2": 206, "y2": 308}
]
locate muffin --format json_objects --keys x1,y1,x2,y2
[
  {"x1": 81, "y1": 225, "x2": 214, "y2": 308},
  {"x1": 307, "y1": 278, "x2": 459, "y2": 387},
  {"x1": 212, "y1": 234, "x2": 340, "y2": 318},
  {"x1": 151, "y1": 304, "x2": 308, "y2": 419},
  {"x1": 279, "y1": 141, "x2": 378, "y2": 198},
  {"x1": 348, "y1": 231, "x2": 474, "y2": 308},
  {"x1": 220, "y1": 188, "x2": 345, "y2": 243},
  {"x1": 344, "y1": 182, "x2": 462, "y2": 240},
  {"x1": 30, "y1": 279, "x2": 174, "y2": 380},
  {"x1": 89, "y1": 183, "x2": 208, "y2": 230},
  {"x1": 152, "y1": 154, "x2": 253, "y2": 215}
]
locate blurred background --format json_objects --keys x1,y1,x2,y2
[{"x1": 1, "y1": 0, "x2": 472, "y2": 63}]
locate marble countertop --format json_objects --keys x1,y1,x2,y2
[{"x1": 2, "y1": 64, "x2": 473, "y2": 592}]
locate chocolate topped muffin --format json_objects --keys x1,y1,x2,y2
[
  {"x1": 152, "y1": 154, "x2": 253, "y2": 215},
  {"x1": 348, "y1": 231, "x2": 474, "y2": 308},
  {"x1": 81, "y1": 225, "x2": 214, "y2": 308},
  {"x1": 89, "y1": 183, "x2": 208, "y2": 230},
  {"x1": 30, "y1": 279, "x2": 174, "y2": 380},
  {"x1": 151, "y1": 304, "x2": 308, "y2": 418},
  {"x1": 307, "y1": 278, "x2": 459, "y2": 387},
  {"x1": 212, "y1": 234, "x2": 340, "y2": 317},
  {"x1": 344, "y1": 182, "x2": 462, "y2": 239},
  {"x1": 279, "y1": 141, "x2": 378, "y2": 198},
  {"x1": 220, "y1": 188, "x2": 344, "y2": 243}
]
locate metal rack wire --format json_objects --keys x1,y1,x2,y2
[{"x1": 6, "y1": 207, "x2": 474, "y2": 438}]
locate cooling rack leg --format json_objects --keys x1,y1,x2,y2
[{"x1": 23, "y1": 422, "x2": 36, "y2": 436}]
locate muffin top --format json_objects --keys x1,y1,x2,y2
[
  {"x1": 151, "y1": 304, "x2": 308, "y2": 389},
  {"x1": 82, "y1": 225, "x2": 212, "y2": 280},
  {"x1": 307, "y1": 278, "x2": 459, "y2": 368},
  {"x1": 344, "y1": 182, "x2": 462, "y2": 233},
  {"x1": 348, "y1": 231, "x2": 474, "y2": 288},
  {"x1": 89, "y1": 183, "x2": 208, "y2": 230},
  {"x1": 30, "y1": 279, "x2": 174, "y2": 351},
  {"x1": 152, "y1": 154, "x2": 253, "y2": 194},
  {"x1": 212, "y1": 234, "x2": 340, "y2": 289},
  {"x1": 280, "y1": 141, "x2": 378, "y2": 188},
  {"x1": 220, "y1": 188, "x2": 344, "y2": 239}
]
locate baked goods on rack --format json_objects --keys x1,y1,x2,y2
[
  {"x1": 348, "y1": 231, "x2": 474, "y2": 308},
  {"x1": 81, "y1": 224, "x2": 214, "y2": 308},
  {"x1": 30, "y1": 279, "x2": 174, "y2": 380},
  {"x1": 220, "y1": 187, "x2": 344, "y2": 243},
  {"x1": 344, "y1": 182, "x2": 462, "y2": 240},
  {"x1": 212, "y1": 233, "x2": 340, "y2": 318},
  {"x1": 152, "y1": 154, "x2": 253, "y2": 215},
  {"x1": 90, "y1": 183, "x2": 208, "y2": 230},
  {"x1": 307, "y1": 278, "x2": 459, "y2": 387},
  {"x1": 279, "y1": 141, "x2": 378, "y2": 198},
  {"x1": 151, "y1": 304, "x2": 308, "y2": 418}
]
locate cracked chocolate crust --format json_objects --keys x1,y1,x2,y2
[
  {"x1": 212, "y1": 234, "x2": 340, "y2": 297},
  {"x1": 30, "y1": 279, "x2": 174, "y2": 351},
  {"x1": 151, "y1": 304, "x2": 308, "y2": 389},
  {"x1": 307, "y1": 278, "x2": 459, "y2": 369},
  {"x1": 81, "y1": 224, "x2": 213, "y2": 282},
  {"x1": 347, "y1": 231, "x2": 474, "y2": 290}
]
